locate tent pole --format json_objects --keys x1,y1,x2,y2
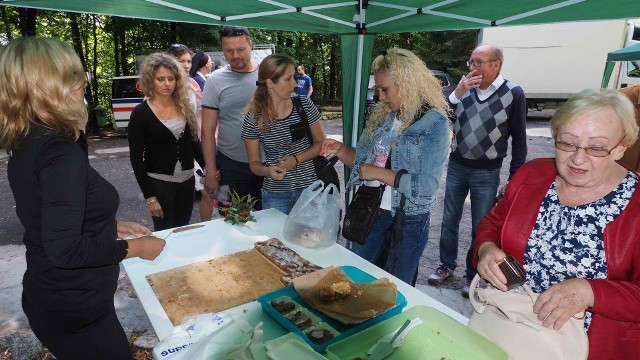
[{"x1": 351, "y1": 34, "x2": 364, "y2": 149}]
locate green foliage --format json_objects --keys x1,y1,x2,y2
[
  {"x1": 220, "y1": 191, "x2": 257, "y2": 225},
  {"x1": 373, "y1": 30, "x2": 477, "y2": 80},
  {"x1": 0, "y1": 8, "x2": 476, "y2": 112}
]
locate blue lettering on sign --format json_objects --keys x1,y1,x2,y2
[
  {"x1": 211, "y1": 313, "x2": 225, "y2": 325},
  {"x1": 160, "y1": 343, "x2": 193, "y2": 357}
]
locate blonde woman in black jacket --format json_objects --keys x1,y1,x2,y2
[{"x1": 0, "y1": 37, "x2": 165, "y2": 360}]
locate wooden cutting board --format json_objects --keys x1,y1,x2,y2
[{"x1": 146, "y1": 248, "x2": 286, "y2": 325}]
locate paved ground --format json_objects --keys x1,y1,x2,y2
[{"x1": 0, "y1": 114, "x2": 555, "y2": 359}]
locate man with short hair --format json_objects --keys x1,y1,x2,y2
[
  {"x1": 428, "y1": 44, "x2": 527, "y2": 297},
  {"x1": 296, "y1": 65, "x2": 313, "y2": 98},
  {"x1": 201, "y1": 26, "x2": 262, "y2": 209}
]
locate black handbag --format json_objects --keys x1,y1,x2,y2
[
  {"x1": 341, "y1": 183, "x2": 386, "y2": 245},
  {"x1": 292, "y1": 96, "x2": 340, "y2": 190}
]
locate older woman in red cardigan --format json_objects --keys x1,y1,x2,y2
[{"x1": 474, "y1": 88, "x2": 640, "y2": 360}]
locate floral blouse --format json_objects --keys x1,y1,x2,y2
[{"x1": 524, "y1": 170, "x2": 638, "y2": 330}]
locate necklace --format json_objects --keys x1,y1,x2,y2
[{"x1": 151, "y1": 100, "x2": 170, "y2": 120}]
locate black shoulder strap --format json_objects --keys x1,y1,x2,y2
[{"x1": 292, "y1": 96, "x2": 314, "y2": 145}]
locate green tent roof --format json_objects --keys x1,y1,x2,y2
[{"x1": 3, "y1": 0, "x2": 640, "y2": 34}]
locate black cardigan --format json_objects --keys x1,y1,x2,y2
[
  {"x1": 8, "y1": 126, "x2": 127, "y2": 311},
  {"x1": 128, "y1": 101, "x2": 204, "y2": 198}
]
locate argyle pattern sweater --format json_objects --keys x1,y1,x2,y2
[{"x1": 451, "y1": 79, "x2": 527, "y2": 178}]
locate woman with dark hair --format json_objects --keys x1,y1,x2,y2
[
  {"x1": 0, "y1": 37, "x2": 165, "y2": 359},
  {"x1": 322, "y1": 48, "x2": 451, "y2": 284},
  {"x1": 241, "y1": 53, "x2": 326, "y2": 214},
  {"x1": 128, "y1": 53, "x2": 203, "y2": 230},
  {"x1": 190, "y1": 51, "x2": 212, "y2": 91}
]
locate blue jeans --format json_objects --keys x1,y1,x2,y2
[
  {"x1": 438, "y1": 160, "x2": 500, "y2": 278},
  {"x1": 350, "y1": 210, "x2": 430, "y2": 284},
  {"x1": 217, "y1": 151, "x2": 263, "y2": 210},
  {"x1": 261, "y1": 188, "x2": 305, "y2": 215}
]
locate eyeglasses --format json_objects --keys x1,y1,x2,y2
[
  {"x1": 466, "y1": 59, "x2": 498, "y2": 67},
  {"x1": 555, "y1": 137, "x2": 625, "y2": 157},
  {"x1": 220, "y1": 26, "x2": 250, "y2": 37}
]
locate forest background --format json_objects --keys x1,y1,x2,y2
[{"x1": 0, "y1": 8, "x2": 476, "y2": 133}]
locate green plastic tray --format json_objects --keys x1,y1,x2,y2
[{"x1": 325, "y1": 305, "x2": 508, "y2": 360}]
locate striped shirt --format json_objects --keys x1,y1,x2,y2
[{"x1": 241, "y1": 96, "x2": 321, "y2": 191}]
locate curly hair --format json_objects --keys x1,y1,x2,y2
[
  {"x1": 244, "y1": 53, "x2": 295, "y2": 132},
  {"x1": 0, "y1": 37, "x2": 87, "y2": 151},
  {"x1": 363, "y1": 48, "x2": 450, "y2": 141},
  {"x1": 138, "y1": 53, "x2": 198, "y2": 138}
]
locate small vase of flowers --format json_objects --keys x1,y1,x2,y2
[{"x1": 219, "y1": 191, "x2": 257, "y2": 225}]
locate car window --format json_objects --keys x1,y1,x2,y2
[
  {"x1": 434, "y1": 74, "x2": 449, "y2": 86},
  {"x1": 112, "y1": 78, "x2": 143, "y2": 99}
]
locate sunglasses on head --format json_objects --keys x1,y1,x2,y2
[{"x1": 220, "y1": 26, "x2": 250, "y2": 37}]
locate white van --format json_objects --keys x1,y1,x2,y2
[{"x1": 111, "y1": 75, "x2": 143, "y2": 130}]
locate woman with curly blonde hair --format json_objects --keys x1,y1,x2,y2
[
  {"x1": 128, "y1": 52, "x2": 203, "y2": 231},
  {"x1": 322, "y1": 48, "x2": 451, "y2": 284},
  {"x1": 0, "y1": 37, "x2": 165, "y2": 359}
]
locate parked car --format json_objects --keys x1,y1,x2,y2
[
  {"x1": 111, "y1": 75, "x2": 144, "y2": 131},
  {"x1": 364, "y1": 70, "x2": 454, "y2": 123}
]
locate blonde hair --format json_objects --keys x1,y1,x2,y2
[
  {"x1": 364, "y1": 48, "x2": 450, "y2": 140},
  {"x1": 139, "y1": 53, "x2": 198, "y2": 138},
  {"x1": 0, "y1": 37, "x2": 87, "y2": 151},
  {"x1": 551, "y1": 88, "x2": 638, "y2": 147},
  {"x1": 244, "y1": 53, "x2": 295, "y2": 132}
]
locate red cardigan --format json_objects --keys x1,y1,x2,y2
[{"x1": 474, "y1": 158, "x2": 640, "y2": 360}]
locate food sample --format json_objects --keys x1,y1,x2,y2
[
  {"x1": 289, "y1": 310, "x2": 313, "y2": 330},
  {"x1": 306, "y1": 327, "x2": 335, "y2": 344},
  {"x1": 254, "y1": 238, "x2": 322, "y2": 284},
  {"x1": 270, "y1": 298, "x2": 296, "y2": 314},
  {"x1": 319, "y1": 281, "x2": 352, "y2": 302}
]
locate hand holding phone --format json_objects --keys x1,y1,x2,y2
[{"x1": 497, "y1": 255, "x2": 526, "y2": 289}]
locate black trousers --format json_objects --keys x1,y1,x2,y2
[
  {"x1": 22, "y1": 294, "x2": 133, "y2": 360},
  {"x1": 217, "y1": 151, "x2": 263, "y2": 210},
  {"x1": 148, "y1": 176, "x2": 195, "y2": 231}
]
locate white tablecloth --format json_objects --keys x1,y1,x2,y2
[{"x1": 122, "y1": 208, "x2": 468, "y2": 341}]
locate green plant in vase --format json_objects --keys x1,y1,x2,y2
[{"x1": 220, "y1": 190, "x2": 257, "y2": 225}]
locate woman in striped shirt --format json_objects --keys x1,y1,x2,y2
[{"x1": 241, "y1": 54, "x2": 326, "y2": 214}]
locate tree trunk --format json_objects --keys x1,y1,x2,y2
[
  {"x1": 91, "y1": 15, "x2": 99, "y2": 106},
  {"x1": 113, "y1": 18, "x2": 121, "y2": 76},
  {"x1": 169, "y1": 22, "x2": 177, "y2": 44},
  {"x1": 18, "y1": 8, "x2": 36, "y2": 37},
  {"x1": 70, "y1": 13, "x2": 97, "y2": 134},
  {"x1": 329, "y1": 42, "x2": 338, "y2": 102},
  {"x1": 119, "y1": 25, "x2": 129, "y2": 76},
  {"x1": 1, "y1": 7, "x2": 13, "y2": 41}
]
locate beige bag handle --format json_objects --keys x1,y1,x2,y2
[{"x1": 469, "y1": 274, "x2": 586, "y2": 320}]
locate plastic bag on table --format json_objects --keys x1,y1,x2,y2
[
  {"x1": 152, "y1": 312, "x2": 263, "y2": 360},
  {"x1": 283, "y1": 180, "x2": 340, "y2": 249}
]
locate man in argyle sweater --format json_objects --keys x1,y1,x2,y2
[{"x1": 428, "y1": 44, "x2": 527, "y2": 297}]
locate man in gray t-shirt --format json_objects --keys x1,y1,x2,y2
[{"x1": 201, "y1": 26, "x2": 263, "y2": 209}]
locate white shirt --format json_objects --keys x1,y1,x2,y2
[{"x1": 449, "y1": 75, "x2": 505, "y2": 104}]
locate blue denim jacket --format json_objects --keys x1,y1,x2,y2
[{"x1": 347, "y1": 108, "x2": 450, "y2": 216}]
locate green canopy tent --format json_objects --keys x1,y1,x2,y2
[
  {"x1": 3, "y1": 0, "x2": 640, "y2": 151},
  {"x1": 602, "y1": 42, "x2": 640, "y2": 87}
]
